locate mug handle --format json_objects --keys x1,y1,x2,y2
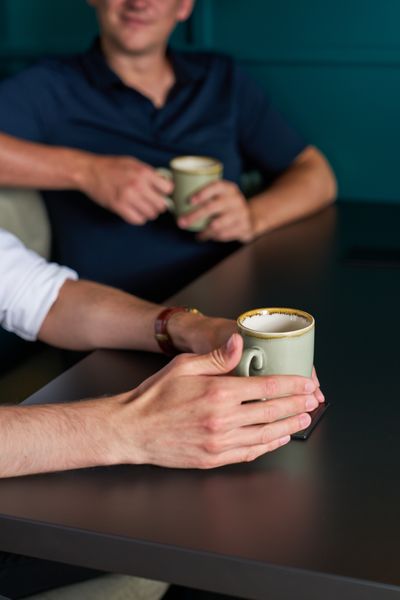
[
  {"x1": 156, "y1": 168, "x2": 175, "y2": 213},
  {"x1": 236, "y1": 346, "x2": 265, "y2": 376}
]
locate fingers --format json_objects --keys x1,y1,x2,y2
[
  {"x1": 116, "y1": 185, "x2": 168, "y2": 225},
  {"x1": 178, "y1": 181, "x2": 241, "y2": 227},
  {"x1": 230, "y1": 393, "x2": 319, "y2": 429},
  {"x1": 96, "y1": 159, "x2": 173, "y2": 224},
  {"x1": 198, "y1": 213, "x2": 252, "y2": 242},
  {"x1": 190, "y1": 180, "x2": 237, "y2": 205},
  {"x1": 170, "y1": 333, "x2": 243, "y2": 376},
  {"x1": 312, "y1": 367, "x2": 325, "y2": 403},
  {"x1": 200, "y1": 437, "x2": 292, "y2": 469},
  {"x1": 209, "y1": 412, "x2": 311, "y2": 454},
  {"x1": 177, "y1": 180, "x2": 252, "y2": 242},
  {"x1": 178, "y1": 196, "x2": 227, "y2": 229},
  {"x1": 201, "y1": 372, "x2": 318, "y2": 406},
  {"x1": 150, "y1": 171, "x2": 174, "y2": 196},
  {"x1": 198, "y1": 408, "x2": 312, "y2": 468}
]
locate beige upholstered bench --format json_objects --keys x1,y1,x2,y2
[{"x1": 0, "y1": 188, "x2": 51, "y2": 258}]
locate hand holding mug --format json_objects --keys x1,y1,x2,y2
[
  {"x1": 159, "y1": 155, "x2": 223, "y2": 232},
  {"x1": 118, "y1": 333, "x2": 320, "y2": 469},
  {"x1": 81, "y1": 154, "x2": 173, "y2": 224},
  {"x1": 178, "y1": 180, "x2": 255, "y2": 243}
]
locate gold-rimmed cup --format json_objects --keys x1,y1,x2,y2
[
  {"x1": 158, "y1": 155, "x2": 223, "y2": 232},
  {"x1": 236, "y1": 307, "x2": 315, "y2": 377}
]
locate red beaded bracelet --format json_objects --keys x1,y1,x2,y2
[{"x1": 154, "y1": 306, "x2": 201, "y2": 356}]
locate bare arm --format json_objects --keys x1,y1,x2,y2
[
  {"x1": 0, "y1": 131, "x2": 90, "y2": 190},
  {"x1": 0, "y1": 132, "x2": 172, "y2": 224},
  {"x1": 0, "y1": 398, "x2": 117, "y2": 478},
  {"x1": 0, "y1": 334, "x2": 322, "y2": 478},
  {"x1": 248, "y1": 146, "x2": 337, "y2": 237},
  {"x1": 179, "y1": 146, "x2": 337, "y2": 242},
  {"x1": 38, "y1": 279, "x2": 236, "y2": 353}
]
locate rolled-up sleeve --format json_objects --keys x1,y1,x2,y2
[{"x1": 0, "y1": 229, "x2": 77, "y2": 340}]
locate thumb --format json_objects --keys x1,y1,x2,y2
[{"x1": 186, "y1": 333, "x2": 243, "y2": 376}]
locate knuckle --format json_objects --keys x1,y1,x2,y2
[
  {"x1": 209, "y1": 220, "x2": 221, "y2": 233},
  {"x1": 205, "y1": 380, "x2": 227, "y2": 404},
  {"x1": 199, "y1": 454, "x2": 221, "y2": 470},
  {"x1": 202, "y1": 412, "x2": 224, "y2": 434},
  {"x1": 203, "y1": 434, "x2": 223, "y2": 455},
  {"x1": 244, "y1": 447, "x2": 260, "y2": 463},
  {"x1": 136, "y1": 164, "x2": 148, "y2": 175},
  {"x1": 264, "y1": 377, "x2": 279, "y2": 398},
  {"x1": 260, "y1": 425, "x2": 273, "y2": 445},
  {"x1": 196, "y1": 455, "x2": 215, "y2": 469},
  {"x1": 169, "y1": 353, "x2": 192, "y2": 373},
  {"x1": 209, "y1": 347, "x2": 228, "y2": 372},
  {"x1": 262, "y1": 402, "x2": 277, "y2": 423}
]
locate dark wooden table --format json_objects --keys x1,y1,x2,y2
[{"x1": 0, "y1": 203, "x2": 399, "y2": 599}]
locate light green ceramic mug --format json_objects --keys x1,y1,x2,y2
[
  {"x1": 236, "y1": 307, "x2": 315, "y2": 377},
  {"x1": 158, "y1": 155, "x2": 223, "y2": 232}
]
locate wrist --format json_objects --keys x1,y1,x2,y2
[
  {"x1": 106, "y1": 391, "x2": 145, "y2": 466},
  {"x1": 155, "y1": 307, "x2": 203, "y2": 355},
  {"x1": 105, "y1": 385, "x2": 153, "y2": 465},
  {"x1": 68, "y1": 148, "x2": 98, "y2": 193},
  {"x1": 248, "y1": 195, "x2": 272, "y2": 238},
  {"x1": 166, "y1": 309, "x2": 206, "y2": 353}
]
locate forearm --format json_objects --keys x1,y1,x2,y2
[
  {"x1": 0, "y1": 398, "x2": 121, "y2": 478},
  {"x1": 38, "y1": 280, "x2": 164, "y2": 351},
  {"x1": 38, "y1": 279, "x2": 206, "y2": 353},
  {"x1": 249, "y1": 146, "x2": 337, "y2": 237},
  {"x1": 0, "y1": 131, "x2": 91, "y2": 190}
]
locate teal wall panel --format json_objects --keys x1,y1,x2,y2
[
  {"x1": 0, "y1": 0, "x2": 399, "y2": 203},
  {"x1": 189, "y1": 0, "x2": 400, "y2": 204},
  {"x1": 0, "y1": 0, "x2": 97, "y2": 55},
  {"x1": 246, "y1": 63, "x2": 400, "y2": 202}
]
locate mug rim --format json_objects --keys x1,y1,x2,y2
[
  {"x1": 170, "y1": 155, "x2": 222, "y2": 175},
  {"x1": 237, "y1": 307, "x2": 315, "y2": 339}
]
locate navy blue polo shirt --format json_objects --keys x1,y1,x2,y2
[{"x1": 0, "y1": 41, "x2": 306, "y2": 300}]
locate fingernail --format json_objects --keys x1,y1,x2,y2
[
  {"x1": 306, "y1": 397, "x2": 318, "y2": 411},
  {"x1": 279, "y1": 435, "x2": 291, "y2": 446},
  {"x1": 223, "y1": 334, "x2": 236, "y2": 356},
  {"x1": 300, "y1": 413, "x2": 311, "y2": 428},
  {"x1": 316, "y1": 388, "x2": 325, "y2": 403},
  {"x1": 305, "y1": 381, "x2": 315, "y2": 393}
]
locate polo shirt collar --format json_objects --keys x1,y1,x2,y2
[
  {"x1": 81, "y1": 38, "x2": 205, "y2": 90},
  {"x1": 167, "y1": 47, "x2": 206, "y2": 85},
  {"x1": 81, "y1": 39, "x2": 121, "y2": 90}
]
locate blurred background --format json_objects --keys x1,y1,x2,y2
[{"x1": 1, "y1": 0, "x2": 400, "y2": 205}]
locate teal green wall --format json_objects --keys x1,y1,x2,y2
[{"x1": 1, "y1": 0, "x2": 400, "y2": 203}]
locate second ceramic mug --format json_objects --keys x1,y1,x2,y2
[
  {"x1": 158, "y1": 155, "x2": 223, "y2": 232},
  {"x1": 236, "y1": 307, "x2": 315, "y2": 377}
]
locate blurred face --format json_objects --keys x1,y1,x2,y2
[{"x1": 88, "y1": 0, "x2": 194, "y2": 56}]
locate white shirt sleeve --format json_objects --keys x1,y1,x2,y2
[{"x1": 0, "y1": 228, "x2": 78, "y2": 341}]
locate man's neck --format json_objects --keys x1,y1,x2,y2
[{"x1": 101, "y1": 39, "x2": 175, "y2": 108}]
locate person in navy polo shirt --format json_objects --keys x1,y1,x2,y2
[{"x1": 0, "y1": 0, "x2": 336, "y2": 301}]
